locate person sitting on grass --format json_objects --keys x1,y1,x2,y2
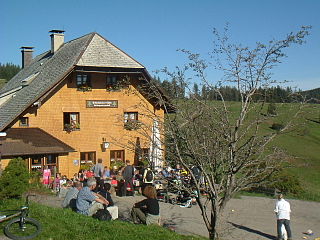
[
  {"x1": 131, "y1": 185, "x2": 160, "y2": 225},
  {"x1": 62, "y1": 181, "x2": 83, "y2": 210},
  {"x1": 58, "y1": 180, "x2": 73, "y2": 198},
  {"x1": 99, "y1": 183, "x2": 118, "y2": 220},
  {"x1": 76, "y1": 178, "x2": 109, "y2": 216}
]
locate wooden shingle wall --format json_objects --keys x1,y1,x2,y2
[{"x1": 10, "y1": 72, "x2": 164, "y2": 177}]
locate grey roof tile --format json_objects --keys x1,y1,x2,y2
[
  {"x1": 76, "y1": 34, "x2": 144, "y2": 68},
  {"x1": 0, "y1": 33, "x2": 93, "y2": 131},
  {"x1": 0, "y1": 32, "x2": 150, "y2": 131}
]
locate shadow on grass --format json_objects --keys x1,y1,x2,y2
[
  {"x1": 306, "y1": 118, "x2": 320, "y2": 124},
  {"x1": 228, "y1": 222, "x2": 276, "y2": 240}
]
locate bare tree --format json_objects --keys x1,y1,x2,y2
[
  {"x1": 111, "y1": 26, "x2": 311, "y2": 239},
  {"x1": 158, "y1": 26, "x2": 310, "y2": 239}
]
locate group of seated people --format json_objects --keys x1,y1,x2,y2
[
  {"x1": 61, "y1": 177, "x2": 160, "y2": 225},
  {"x1": 62, "y1": 178, "x2": 118, "y2": 220}
]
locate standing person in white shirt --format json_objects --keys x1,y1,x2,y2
[{"x1": 274, "y1": 194, "x2": 292, "y2": 240}]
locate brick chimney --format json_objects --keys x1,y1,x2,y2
[
  {"x1": 49, "y1": 30, "x2": 65, "y2": 54},
  {"x1": 21, "y1": 46, "x2": 34, "y2": 68}
]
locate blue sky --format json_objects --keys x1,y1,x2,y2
[{"x1": 1, "y1": 0, "x2": 319, "y2": 90}]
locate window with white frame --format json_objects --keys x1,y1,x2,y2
[
  {"x1": 124, "y1": 112, "x2": 140, "y2": 130},
  {"x1": 63, "y1": 112, "x2": 80, "y2": 131},
  {"x1": 124, "y1": 112, "x2": 138, "y2": 123}
]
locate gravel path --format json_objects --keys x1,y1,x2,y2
[{"x1": 2, "y1": 193, "x2": 319, "y2": 240}]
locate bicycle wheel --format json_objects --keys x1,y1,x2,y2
[{"x1": 4, "y1": 217, "x2": 41, "y2": 240}]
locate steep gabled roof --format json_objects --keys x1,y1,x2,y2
[{"x1": 0, "y1": 32, "x2": 146, "y2": 131}]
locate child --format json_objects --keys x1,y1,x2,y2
[
  {"x1": 55, "y1": 173, "x2": 61, "y2": 192},
  {"x1": 60, "y1": 175, "x2": 68, "y2": 186},
  {"x1": 99, "y1": 183, "x2": 118, "y2": 220}
]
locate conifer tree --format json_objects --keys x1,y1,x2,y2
[
  {"x1": 0, "y1": 157, "x2": 29, "y2": 199},
  {"x1": 0, "y1": 63, "x2": 21, "y2": 82}
]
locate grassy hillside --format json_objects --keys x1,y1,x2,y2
[
  {"x1": 240, "y1": 102, "x2": 319, "y2": 200},
  {"x1": 174, "y1": 100, "x2": 320, "y2": 201},
  {"x1": 0, "y1": 198, "x2": 205, "y2": 240},
  {"x1": 301, "y1": 87, "x2": 320, "y2": 103},
  {"x1": 270, "y1": 104, "x2": 320, "y2": 200},
  {"x1": 0, "y1": 79, "x2": 6, "y2": 90},
  {"x1": 232, "y1": 102, "x2": 320, "y2": 200}
]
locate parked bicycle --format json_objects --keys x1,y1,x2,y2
[{"x1": 0, "y1": 195, "x2": 41, "y2": 240}]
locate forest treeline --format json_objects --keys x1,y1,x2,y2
[
  {"x1": 0, "y1": 62, "x2": 318, "y2": 103},
  {"x1": 0, "y1": 63, "x2": 21, "y2": 82},
  {"x1": 152, "y1": 76, "x2": 320, "y2": 103}
]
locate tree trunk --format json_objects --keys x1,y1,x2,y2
[
  {"x1": 208, "y1": 218, "x2": 220, "y2": 240},
  {"x1": 208, "y1": 201, "x2": 220, "y2": 240},
  {"x1": 209, "y1": 231, "x2": 216, "y2": 240}
]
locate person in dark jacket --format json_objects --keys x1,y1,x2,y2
[
  {"x1": 122, "y1": 160, "x2": 134, "y2": 196},
  {"x1": 131, "y1": 185, "x2": 160, "y2": 225},
  {"x1": 99, "y1": 183, "x2": 114, "y2": 206},
  {"x1": 99, "y1": 183, "x2": 118, "y2": 219}
]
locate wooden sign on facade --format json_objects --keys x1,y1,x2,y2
[{"x1": 86, "y1": 100, "x2": 118, "y2": 108}]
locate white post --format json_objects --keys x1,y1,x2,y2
[
  {"x1": 149, "y1": 120, "x2": 163, "y2": 170},
  {"x1": 0, "y1": 132, "x2": 7, "y2": 166}
]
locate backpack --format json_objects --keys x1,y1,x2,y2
[
  {"x1": 144, "y1": 169, "x2": 154, "y2": 183},
  {"x1": 92, "y1": 209, "x2": 112, "y2": 221}
]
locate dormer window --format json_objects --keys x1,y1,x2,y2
[
  {"x1": 76, "y1": 74, "x2": 91, "y2": 91},
  {"x1": 21, "y1": 72, "x2": 39, "y2": 87},
  {"x1": 19, "y1": 117, "x2": 29, "y2": 127}
]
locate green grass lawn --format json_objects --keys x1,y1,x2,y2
[
  {"x1": 241, "y1": 103, "x2": 320, "y2": 201},
  {"x1": 0, "y1": 198, "x2": 206, "y2": 240},
  {"x1": 268, "y1": 104, "x2": 320, "y2": 201},
  {"x1": 0, "y1": 79, "x2": 6, "y2": 89},
  {"x1": 176, "y1": 100, "x2": 320, "y2": 201}
]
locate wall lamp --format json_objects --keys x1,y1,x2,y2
[{"x1": 102, "y1": 138, "x2": 110, "y2": 150}]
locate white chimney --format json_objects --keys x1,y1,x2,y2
[{"x1": 49, "y1": 30, "x2": 65, "y2": 54}]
